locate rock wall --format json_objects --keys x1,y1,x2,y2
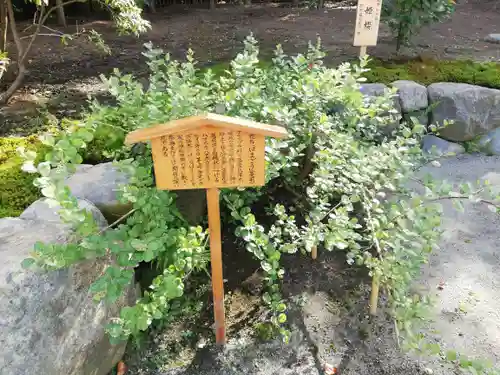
[{"x1": 361, "y1": 81, "x2": 500, "y2": 156}]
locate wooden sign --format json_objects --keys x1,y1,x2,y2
[
  {"x1": 125, "y1": 113, "x2": 288, "y2": 345},
  {"x1": 151, "y1": 128, "x2": 266, "y2": 190},
  {"x1": 353, "y1": 0, "x2": 383, "y2": 55}
]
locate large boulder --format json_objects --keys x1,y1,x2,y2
[
  {"x1": 66, "y1": 162, "x2": 131, "y2": 221},
  {"x1": 360, "y1": 83, "x2": 402, "y2": 112},
  {"x1": 428, "y1": 83, "x2": 500, "y2": 142},
  {"x1": 0, "y1": 209, "x2": 137, "y2": 375},
  {"x1": 392, "y1": 80, "x2": 428, "y2": 113},
  {"x1": 421, "y1": 135, "x2": 465, "y2": 156},
  {"x1": 66, "y1": 162, "x2": 206, "y2": 224},
  {"x1": 479, "y1": 128, "x2": 500, "y2": 156},
  {"x1": 20, "y1": 197, "x2": 108, "y2": 228},
  {"x1": 360, "y1": 83, "x2": 402, "y2": 132}
]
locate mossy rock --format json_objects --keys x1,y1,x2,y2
[{"x1": 0, "y1": 136, "x2": 46, "y2": 218}]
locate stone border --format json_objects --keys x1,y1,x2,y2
[{"x1": 362, "y1": 81, "x2": 500, "y2": 156}]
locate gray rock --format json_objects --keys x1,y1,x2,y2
[
  {"x1": 485, "y1": 34, "x2": 500, "y2": 44},
  {"x1": 66, "y1": 162, "x2": 131, "y2": 221},
  {"x1": 392, "y1": 80, "x2": 428, "y2": 112},
  {"x1": 66, "y1": 162, "x2": 129, "y2": 208},
  {"x1": 0, "y1": 217, "x2": 137, "y2": 375},
  {"x1": 360, "y1": 83, "x2": 402, "y2": 132},
  {"x1": 360, "y1": 83, "x2": 389, "y2": 97},
  {"x1": 20, "y1": 198, "x2": 108, "y2": 228},
  {"x1": 428, "y1": 83, "x2": 500, "y2": 142},
  {"x1": 361, "y1": 83, "x2": 401, "y2": 111},
  {"x1": 421, "y1": 135, "x2": 465, "y2": 156},
  {"x1": 66, "y1": 162, "x2": 207, "y2": 224},
  {"x1": 479, "y1": 127, "x2": 500, "y2": 155},
  {"x1": 402, "y1": 110, "x2": 429, "y2": 127}
]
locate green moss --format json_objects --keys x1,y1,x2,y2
[
  {"x1": 203, "y1": 58, "x2": 500, "y2": 88},
  {"x1": 364, "y1": 58, "x2": 500, "y2": 88},
  {"x1": 0, "y1": 136, "x2": 45, "y2": 218}
]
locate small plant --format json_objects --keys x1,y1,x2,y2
[{"x1": 382, "y1": 0, "x2": 456, "y2": 50}]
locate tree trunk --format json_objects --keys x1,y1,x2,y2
[
  {"x1": 317, "y1": 0, "x2": 324, "y2": 9},
  {"x1": 148, "y1": 0, "x2": 156, "y2": 13},
  {"x1": 56, "y1": 0, "x2": 67, "y2": 27},
  {"x1": 0, "y1": 0, "x2": 25, "y2": 104},
  {"x1": 0, "y1": 0, "x2": 7, "y2": 51},
  {"x1": 210, "y1": 0, "x2": 215, "y2": 10}
]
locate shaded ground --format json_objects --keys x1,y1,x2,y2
[
  {"x1": 1, "y1": 1, "x2": 500, "y2": 135},
  {"x1": 5, "y1": 0, "x2": 500, "y2": 86},
  {"x1": 416, "y1": 155, "x2": 500, "y2": 371}
]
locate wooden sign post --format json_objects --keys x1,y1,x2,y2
[
  {"x1": 353, "y1": 0, "x2": 383, "y2": 315},
  {"x1": 353, "y1": 0, "x2": 383, "y2": 57},
  {"x1": 125, "y1": 113, "x2": 288, "y2": 345}
]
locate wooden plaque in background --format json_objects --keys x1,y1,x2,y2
[
  {"x1": 353, "y1": 0, "x2": 383, "y2": 47},
  {"x1": 151, "y1": 126, "x2": 266, "y2": 190}
]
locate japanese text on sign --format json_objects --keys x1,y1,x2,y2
[
  {"x1": 353, "y1": 0, "x2": 382, "y2": 46},
  {"x1": 151, "y1": 126, "x2": 266, "y2": 190}
]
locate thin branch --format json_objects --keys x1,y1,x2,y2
[
  {"x1": 394, "y1": 319, "x2": 401, "y2": 349},
  {"x1": 20, "y1": 4, "x2": 45, "y2": 62},
  {"x1": 40, "y1": 0, "x2": 86, "y2": 26},
  {"x1": 282, "y1": 181, "x2": 312, "y2": 209},
  {"x1": 6, "y1": 0, "x2": 23, "y2": 56},
  {"x1": 98, "y1": 208, "x2": 137, "y2": 234},
  {"x1": 426, "y1": 195, "x2": 499, "y2": 208},
  {"x1": 41, "y1": 24, "x2": 65, "y2": 34},
  {"x1": 318, "y1": 201, "x2": 342, "y2": 222},
  {"x1": 20, "y1": 33, "x2": 63, "y2": 39}
]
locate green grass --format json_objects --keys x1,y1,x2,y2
[{"x1": 203, "y1": 58, "x2": 500, "y2": 89}]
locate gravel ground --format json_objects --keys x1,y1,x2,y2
[
  {"x1": 416, "y1": 154, "x2": 500, "y2": 372},
  {"x1": 151, "y1": 154, "x2": 500, "y2": 375}
]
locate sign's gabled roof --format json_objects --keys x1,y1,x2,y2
[{"x1": 125, "y1": 113, "x2": 288, "y2": 144}]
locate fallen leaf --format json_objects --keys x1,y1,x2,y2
[
  {"x1": 324, "y1": 363, "x2": 338, "y2": 374},
  {"x1": 117, "y1": 361, "x2": 127, "y2": 375}
]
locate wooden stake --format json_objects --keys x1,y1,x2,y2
[
  {"x1": 359, "y1": 46, "x2": 367, "y2": 58},
  {"x1": 369, "y1": 274, "x2": 379, "y2": 315},
  {"x1": 311, "y1": 245, "x2": 317, "y2": 260},
  {"x1": 206, "y1": 188, "x2": 226, "y2": 345}
]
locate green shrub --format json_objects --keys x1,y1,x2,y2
[
  {"x1": 0, "y1": 136, "x2": 45, "y2": 218},
  {"x1": 382, "y1": 0, "x2": 455, "y2": 50}
]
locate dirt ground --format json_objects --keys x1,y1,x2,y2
[
  {"x1": 1, "y1": 0, "x2": 500, "y2": 135},
  {"x1": 5, "y1": 0, "x2": 500, "y2": 86}
]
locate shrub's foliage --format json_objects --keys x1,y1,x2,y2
[
  {"x1": 382, "y1": 0, "x2": 455, "y2": 49},
  {"x1": 19, "y1": 36, "x2": 500, "y2": 371}
]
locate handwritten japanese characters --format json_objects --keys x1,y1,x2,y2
[
  {"x1": 353, "y1": 0, "x2": 382, "y2": 47},
  {"x1": 151, "y1": 126, "x2": 266, "y2": 190}
]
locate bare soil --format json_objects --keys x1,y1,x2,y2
[
  {"x1": 1, "y1": 1, "x2": 500, "y2": 135},
  {"x1": 5, "y1": 0, "x2": 500, "y2": 85}
]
